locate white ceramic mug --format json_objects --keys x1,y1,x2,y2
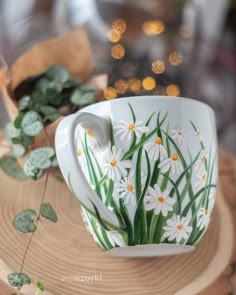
[{"x1": 55, "y1": 96, "x2": 218, "y2": 257}]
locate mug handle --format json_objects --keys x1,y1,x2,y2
[{"x1": 55, "y1": 111, "x2": 119, "y2": 226}]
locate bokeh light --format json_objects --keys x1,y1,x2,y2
[
  {"x1": 112, "y1": 19, "x2": 127, "y2": 34},
  {"x1": 152, "y1": 60, "x2": 165, "y2": 74},
  {"x1": 166, "y1": 84, "x2": 180, "y2": 96},
  {"x1": 111, "y1": 44, "x2": 125, "y2": 59},
  {"x1": 115, "y1": 79, "x2": 128, "y2": 94},
  {"x1": 104, "y1": 87, "x2": 117, "y2": 99},
  {"x1": 142, "y1": 77, "x2": 156, "y2": 91},
  {"x1": 142, "y1": 20, "x2": 165, "y2": 36},
  {"x1": 128, "y1": 79, "x2": 142, "y2": 93},
  {"x1": 168, "y1": 51, "x2": 183, "y2": 66},
  {"x1": 108, "y1": 30, "x2": 121, "y2": 43},
  {"x1": 180, "y1": 25, "x2": 193, "y2": 38}
]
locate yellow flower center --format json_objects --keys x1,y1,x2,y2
[
  {"x1": 127, "y1": 184, "x2": 134, "y2": 192},
  {"x1": 178, "y1": 131, "x2": 182, "y2": 135},
  {"x1": 177, "y1": 224, "x2": 183, "y2": 231},
  {"x1": 201, "y1": 157, "x2": 205, "y2": 164},
  {"x1": 155, "y1": 137, "x2": 162, "y2": 145},
  {"x1": 87, "y1": 130, "x2": 94, "y2": 137},
  {"x1": 77, "y1": 149, "x2": 83, "y2": 157},
  {"x1": 205, "y1": 209, "x2": 208, "y2": 215},
  {"x1": 128, "y1": 124, "x2": 136, "y2": 130},
  {"x1": 202, "y1": 174, "x2": 207, "y2": 181},
  {"x1": 110, "y1": 160, "x2": 117, "y2": 167},
  {"x1": 172, "y1": 153, "x2": 178, "y2": 161},
  {"x1": 157, "y1": 196, "x2": 164, "y2": 203}
]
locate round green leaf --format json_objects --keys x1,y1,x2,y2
[
  {"x1": 18, "y1": 95, "x2": 31, "y2": 111},
  {"x1": 14, "y1": 112, "x2": 25, "y2": 129},
  {"x1": 13, "y1": 209, "x2": 37, "y2": 233},
  {"x1": 23, "y1": 158, "x2": 43, "y2": 180},
  {"x1": 0, "y1": 156, "x2": 28, "y2": 181},
  {"x1": 40, "y1": 203, "x2": 57, "y2": 222},
  {"x1": 36, "y1": 77, "x2": 52, "y2": 93},
  {"x1": 4, "y1": 122, "x2": 21, "y2": 142},
  {"x1": 63, "y1": 77, "x2": 82, "y2": 88},
  {"x1": 32, "y1": 90, "x2": 48, "y2": 105},
  {"x1": 8, "y1": 273, "x2": 31, "y2": 287},
  {"x1": 12, "y1": 144, "x2": 26, "y2": 158},
  {"x1": 28, "y1": 147, "x2": 55, "y2": 169},
  {"x1": 39, "y1": 105, "x2": 60, "y2": 122},
  {"x1": 70, "y1": 89, "x2": 95, "y2": 106},
  {"x1": 80, "y1": 84, "x2": 96, "y2": 92},
  {"x1": 46, "y1": 65, "x2": 69, "y2": 83},
  {"x1": 21, "y1": 111, "x2": 44, "y2": 136}
]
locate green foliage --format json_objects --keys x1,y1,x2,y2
[
  {"x1": 0, "y1": 156, "x2": 27, "y2": 181},
  {"x1": 13, "y1": 209, "x2": 37, "y2": 233},
  {"x1": 8, "y1": 273, "x2": 31, "y2": 287},
  {"x1": 37, "y1": 282, "x2": 45, "y2": 291},
  {"x1": 40, "y1": 203, "x2": 57, "y2": 222}
]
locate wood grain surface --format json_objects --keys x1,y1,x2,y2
[{"x1": 0, "y1": 148, "x2": 235, "y2": 295}]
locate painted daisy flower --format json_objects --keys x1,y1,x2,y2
[
  {"x1": 163, "y1": 215, "x2": 193, "y2": 243},
  {"x1": 104, "y1": 146, "x2": 132, "y2": 181},
  {"x1": 144, "y1": 184, "x2": 175, "y2": 216},
  {"x1": 194, "y1": 150, "x2": 209, "y2": 174},
  {"x1": 197, "y1": 208, "x2": 211, "y2": 230},
  {"x1": 86, "y1": 129, "x2": 97, "y2": 148},
  {"x1": 158, "y1": 153, "x2": 182, "y2": 176},
  {"x1": 114, "y1": 120, "x2": 149, "y2": 141},
  {"x1": 195, "y1": 171, "x2": 208, "y2": 190},
  {"x1": 114, "y1": 169, "x2": 136, "y2": 206},
  {"x1": 108, "y1": 230, "x2": 125, "y2": 247},
  {"x1": 143, "y1": 136, "x2": 167, "y2": 161},
  {"x1": 195, "y1": 129, "x2": 203, "y2": 141},
  {"x1": 171, "y1": 128, "x2": 187, "y2": 144}
]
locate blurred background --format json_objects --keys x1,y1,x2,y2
[{"x1": 0, "y1": 0, "x2": 235, "y2": 153}]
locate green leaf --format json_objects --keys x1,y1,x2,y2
[
  {"x1": 39, "y1": 105, "x2": 60, "y2": 122},
  {"x1": 0, "y1": 156, "x2": 27, "y2": 181},
  {"x1": 4, "y1": 122, "x2": 21, "y2": 142},
  {"x1": 28, "y1": 147, "x2": 55, "y2": 169},
  {"x1": 13, "y1": 209, "x2": 36, "y2": 233},
  {"x1": 70, "y1": 89, "x2": 95, "y2": 106},
  {"x1": 37, "y1": 282, "x2": 45, "y2": 291},
  {"x1": 46, "y1": 65, "x2": 69, "y2": 83},
  {"x1": 23, "y1": 158, "x2": 43, "y2": 180},
  {"x1": 32, "y1": 90, "x2": 48, "y2": 105},
  {"x1": 50, "y1": 155, "x2": 58, "y2": 167},
  {"x1": 18, "y1": 95, "x2": 31, "y2": 111},
  {"x1": 12, "y1": 132, "x2": 34, "y2": 148},
  {"x1": 8, "y1": 273, "x2": 31, "y2": 287},
  {"x1": 36, "y1": 77, "x2": 52, "y2": 93},
  {"x1": 14, "y1": 112, "x2": 25, "y2": 129},
  {"x1": 21, "y1": 111, "x2": 44, "y2": 136},
  {"x1": 80, "y1": 84, "x2": 96, "y2": 92},
  {"x1": 40, "y1": 203, "x2": 57, "y2": 222},
  {"x1": 12, "y1": 144, "x2": 26, "y2": 158},
  {"x1": 63, "y1": 77, "x2": 82, "y2": 88}
]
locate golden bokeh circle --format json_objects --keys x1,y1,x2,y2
[
  {"x1": 104, "y1": 87, "x2": 117, "y2": 100},
  {"x1": 152, "y1": 60, "x2": 165, "y2": 74},
  {"x1": 111, "y1": 44, "x2": 125, "y2": 59},
  {"x1": 128, "y1": 79, "x2": 142, "y2": 93},
  {"x1": 168, "y1": 52, "x2": 183, "y2": 66},
  {"x1": 142, "y1": 77, "x2": 156, "y2": 91},
  {"x1": 112, "y1": 19, "x2": 127, "y2": 34},
  {"x1": 166, "y1": 84, "x2": 180, "y2": 96},
  {"x1": 115, "y1": 80, "x2": 128, "y2": 94},
  {"x1": 142, "y1": 21, "x2": 165, "y2": 36},
  {"x1": 108, "y1": 30, "x2": 121, "y2": 43}
]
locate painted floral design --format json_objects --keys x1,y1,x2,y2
[
  {"x1": 143, "y1": 137, "x2": 167, "y2": 161},
  {"x1": 103, "y1": 146, "x2": 132, "y2": 181},
  {"x1": 115, "y1": 169, "x2": 136, "y2": 206},
  {"x1": 158, "y1": 153, "x2": 182, "y2": 176},
  {"x1": 72, "y1": 103, "x2": 217, "y2": 251},
  {"x1": 171, "y1": 128, "x2": 187, "y2": 144},
  {"x1": 163, "y1": 215, "x2": 193, "y2": 243},
  {"x1": 144, "y1": 185, "x2": 175, "y2": 216},
  {"x1": 114, "y1": 120, "x2": 149, "y2": 140}
]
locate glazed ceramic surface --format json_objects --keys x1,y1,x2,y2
[{"x1": 55, "y1": 96, "x2": 218, "y2": 257}]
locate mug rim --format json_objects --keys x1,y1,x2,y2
[{"x1": 81, "y1": 95, "x2": 215, "y2": 115}]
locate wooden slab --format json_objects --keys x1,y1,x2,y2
[{"x1": 0, "y1": 149, "x2": 235, "y2": 295}]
